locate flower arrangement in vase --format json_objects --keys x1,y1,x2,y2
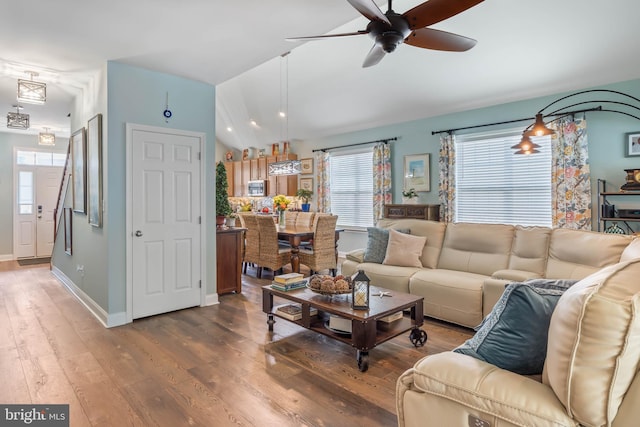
[
  {"x1": 272, "y1": 194, "x2": 290, "y2": 226},
  {"x1": 402, "y1": 188, "x2": 419, "y2": 204}
]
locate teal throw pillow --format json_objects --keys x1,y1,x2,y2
[
  {"x1": 453, "y1": 279, "x2": 577, "y2": 375},
  {"x1": 363, "y1": 227, "x2": 410, "y2": 263}
]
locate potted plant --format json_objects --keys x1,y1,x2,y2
[
  {"x1": 216, "y1": 161, "x2": 233, "y2": 227},
  {"x1": 296, "y1": 188, "x2": 313, "y2": 212},
  {"x1": 402, "y1": 188, "x2": 419, "y2": 204},
  {"x1": 225, "y1": 212, "x2": 238, "y2": 228}
]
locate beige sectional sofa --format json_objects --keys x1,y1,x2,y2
[
  {"x1": 341, "y1": 218, "x2": 634, "y2": 328},
  {"x1": 396, "y1": 254, "x2": 640, "y2": 427}
]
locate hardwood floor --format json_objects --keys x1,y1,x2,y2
[{"x1": 0, "y1": 262, "x2": 473, "y2": 426}]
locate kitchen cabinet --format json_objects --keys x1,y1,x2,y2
[
  {"x1": 232, "y1": 160, "x2": 244, "y2": 197},
  {"x1": 250, "y1": 157, "x2": 268, "y2": 180},
  {"x1": 267, "y1": 154, "x2": 298, "y2": 196},
  {"x1": 223, "y1": 162, "x2": 234, "y2": 197}
]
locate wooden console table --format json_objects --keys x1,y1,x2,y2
[
  {"x1": 383, "y1": 204, "x2": 440, "y2": 221},
  {"x1": 216, "y1": 227, "x2": 245, "y2": 294}
]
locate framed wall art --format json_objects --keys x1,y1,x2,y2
[
  {"x1": 626, "y1": 132, "x2": 640, "y2": 157},
  {"x1": 71, "y1": 127, "x2": 87, "y2": 213},
  {"x1": 300, "y1": 158, "x2": 313, "y2": 174},
  {"x1": 64, "y1": 207, "x2": 72, "y2": 255},
  {"x1": 87, "y1": 114, "x2": 103, "y2": 227},
  {"x1": 300, "y1": 177, "x2": 313, "y2": 192},
  {"x1": 404, "y1": 153, "x2": 430, "y2": 192}
]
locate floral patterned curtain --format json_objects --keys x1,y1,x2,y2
[
  {"x1": 438, "y1": 133, "x2": 456, "y2": 222},
  {"x1": 315, "y1": 151, "x2": 331, "y2": 213},
  {"x1": 550, "y1": 117, "x2": 591, "y2": 229},
  {"x1": 373, "y1": 143, "x2": 392, "y2": 222}
]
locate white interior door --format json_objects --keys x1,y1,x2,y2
[
  {"x1": 36, "y1": 167, "x2": 63, "y2": 257},
  {"x1": 131, "y1": 128, "x2": 202, "y2": 319}
]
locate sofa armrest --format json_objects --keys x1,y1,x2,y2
[
  {"x1": 491, "y1": 269, "x2": 542, "y2": 282},
  {"x1": 345, "y1": 249, "x2": 364, "y2": 263},
  {"x1": 397, "y1": 352, "x2": 576, "y2": 427}
]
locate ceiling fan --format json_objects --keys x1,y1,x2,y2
[{"x1": 287, "y1": 0, "x2": 484, "y2": 67}]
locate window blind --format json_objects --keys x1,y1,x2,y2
[
  {"x1": 329, "y1": 149, "x2": 374, "y2": 228},
  {"x1": 455, "y1": 130, "x2": 552, "y2": 227}
]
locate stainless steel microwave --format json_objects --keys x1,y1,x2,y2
[{"x1": 247, "y1": 180, "x2": 267, "y2": 197}]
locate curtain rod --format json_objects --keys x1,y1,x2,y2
[
  {"x1": 430, "y1": 107, "x2": 602, "y2": 135},
  {"x1": 312, "y1": 137, "x2": 397, "y2": 153}
]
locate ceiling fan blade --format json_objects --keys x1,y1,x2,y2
[
  {"x1": 347, "y1": 0, "x2": 391, "y2": 25},
  {"x1": 403, "y1": 0, "x2": 484, "y2": 30},
  {"x1": 362, "y1": 43, "x2": 386, "y2": 68},
  {"x1": 405, "y1": 27, "x2": 477, "y2": 51},
  {"x1": 286, "y1": 30, "x2": 369, "y2": 42}
]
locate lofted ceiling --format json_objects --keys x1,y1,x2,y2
[{"x1": 1, "y1": 0, "x2": 640, "y2": 149}]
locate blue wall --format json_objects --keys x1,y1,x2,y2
[
  {"x1": 52, "y1": 61, "x2": 216, "y2": 323},
  {"x1": 302, "y1": 78, "x2": 640, "y2": 209},
  {"x1": 297, "y1": 78, "x2": 640, "y2": 251}
]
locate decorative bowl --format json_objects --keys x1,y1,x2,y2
[{"x1": 306, "y1": 274, "x2": 351, "y2": 295}]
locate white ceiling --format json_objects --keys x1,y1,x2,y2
[{"x1": 2, "y1": 0, "x2": 640, "y2": 148}]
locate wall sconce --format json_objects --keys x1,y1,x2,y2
[
  {"x1": 6, "y1": 105, "x2": 29, "y2": 130},
  {"x1": 38, "y1": 127, "x2": 55, "y2": 146},
  {"x1": 515, "y1": 89, "x2": 640, "y2": 155},
  {"x1": 17, "y1": 72, "x2": 46, "y2": 105}
]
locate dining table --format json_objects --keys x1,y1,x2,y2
[{"x1": 277, "y1": 225, "x2": 344, "y2": 274}]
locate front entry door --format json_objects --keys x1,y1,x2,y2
[
  {"x1": 14, "y1": 165, "x2": 63, "y2": 259},
  {"x1": 130, "y1": 127, "x2": 202, "y2": 319},
  {"x1": 36, "y1": 168, "x2": 62, "y2": 257}
]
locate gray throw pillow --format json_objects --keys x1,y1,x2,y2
[
  {"x1": 453, "y1": 279, "x2": 577, "y2": 375},
  {"x1": 363, "y1": 227, "x2": 410, "y2": 263}
]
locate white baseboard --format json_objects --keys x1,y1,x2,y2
[
  {"x1": 0, "y1": 254, "x2": 14, "y2": 262},
  {"x1": 51, "y1": 266, "x2": 127, "y2": 328},
  {"x1": 204, "y1": 293, "x2": 219, "y2": 306}
]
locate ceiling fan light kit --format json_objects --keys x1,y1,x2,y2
[{"x1": 288, "y1": 0, "x2": 484, "y2": 67}]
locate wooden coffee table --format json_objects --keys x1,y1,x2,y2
[{"x1": 262, "y1": 284, "x2": 427, "y2": 372}]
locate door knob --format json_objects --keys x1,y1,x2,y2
[{"x1": 135, "y1": 230, "x2": 143, "y2": 237}]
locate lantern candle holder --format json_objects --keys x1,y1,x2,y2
[{"x1": 351, "y1": 270, "x2": 370, "y2": 310}]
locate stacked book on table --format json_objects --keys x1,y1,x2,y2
[
  {"x1": 275, "y1": 304, "x2": 318, "y2": 321},
  {"x1": 270, "y1": 273, "x2": 307, "y2": 291},
  {"x1": 377, "y1": 311, "x2": 404, "y2": 330}
]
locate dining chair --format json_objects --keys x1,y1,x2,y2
[
  {"x1": 298, "y1": 215, "x2": 338, "y2": 276},
  {"x1": 239, "y1": 214, "x2": 261, "y2": 276},
  {"x1": 255, "y1": 215, "x2": 292, "y2": 279},
  {"x1": 285, "y1": 211, "x2": 298, "y2": 228},
  {"x1": 295, "y1": 212, "x2": 315, "y2": 228}
]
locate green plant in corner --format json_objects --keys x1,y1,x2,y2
[
  {"x1": 295, "y1": 188, "x2": 313, "y2": 204},
  {"x1": 216, "y1": 161, "x2": 233, "y2": 221}
]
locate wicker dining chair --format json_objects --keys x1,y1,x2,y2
[
  {"x1": 295, "y1": 212, "x2": 315, "y2": 228},
  {"x1": 255, "y1": 215, "x2": 292, "y2": 279},
  {"x1": 239, "y1": 214, "x2": 261, "y2": 276},
  {"x1": 298, "y1": 215, "x2": 338, "y2": 276},
  {"x1": 284, "y1": 211, "x2": 298, "y2": 228}
]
